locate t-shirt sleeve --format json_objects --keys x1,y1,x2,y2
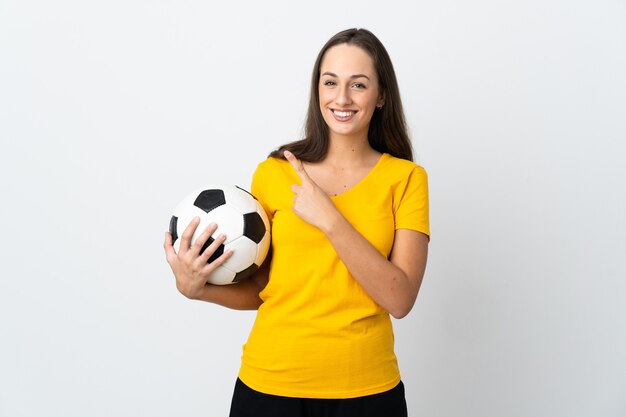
[
  {"x1": 250, "y1": 159, "x2": 274, "y2": 224},
  {"x1": 394, "y1": 165, "x2": 430, "y2": 237}
]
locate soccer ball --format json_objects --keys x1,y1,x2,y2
[{"x1": 169, "y1": 185, "x2": 270, "y2": 285}]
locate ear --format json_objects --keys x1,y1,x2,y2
[{"x1": 377, "y1": 92, "x2": 385, "y2": 108}]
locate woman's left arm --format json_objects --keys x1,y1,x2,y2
[
  {"x1": 327, "y1": 221, "x2": 428, "y2": 319},
  {"x1": 284, "y1": 151, "x2": 429, "y2": 319}
]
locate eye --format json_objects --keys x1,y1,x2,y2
[
  {"x1": 322, "y1": 80, "x2": 336, "y2": 86},
  {"x1": 352, "y1": 82, "x2": 367, "y2": 89}
]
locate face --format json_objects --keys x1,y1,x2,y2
[{"x1": 318, "y1": 43, "x2": 384, "y2": 141}]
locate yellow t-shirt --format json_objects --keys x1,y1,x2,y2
[{"x1": 238, "y1": 153, "x2": 430, "y2": 399}]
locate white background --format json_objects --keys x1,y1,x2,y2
[{"x1": 1, "y1": 1, "x2": 625, "y2": 416}]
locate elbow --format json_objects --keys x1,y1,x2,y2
[
  {"x1": 387, "y1": 279, "x2": 419, "y2": 319},
  {"x1": 388, "y1": 299, "x2": 415, "y2": 319},
  {"x1": 390, "y1": 307, "x2": 410, "y2": 320},
  {"x1": 391, "y1": 310, "x2": 408, "y2": 320},
  {"x1": 388, "y1": 281, "x2": 421, "y2": 319}
]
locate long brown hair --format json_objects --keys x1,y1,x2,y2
[{"x1": 270, "y1": 28, "x2": 413, "y2": 162}]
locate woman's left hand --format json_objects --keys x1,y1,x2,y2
[{"x1": 284, "y1": 150, "x2": 341, "y2": 233}]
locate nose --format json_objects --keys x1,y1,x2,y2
[{"x1": 335, "y1": 85, "x2": 352, "y2": 106}]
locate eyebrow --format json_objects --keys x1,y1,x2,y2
[{"x1": 321, "y1": 71, "x2": 371, "y2": 81}]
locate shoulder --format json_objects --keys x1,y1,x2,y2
[
  {"x1": 252, "y1": 157, "x2": 298, "y2": 187},
  {"x1": 377, "y1": 154, "x2": 428, "y2": 182},
  {"x1": 254, "y1": 156, "x2": 291, "y2": 177},
  {"x1": 256, "y1": 156, "x2": 292, "y2": 170}
]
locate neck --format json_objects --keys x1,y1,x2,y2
[{"x1": 324, "y1": 134, "x2": 377, "y2": 167}]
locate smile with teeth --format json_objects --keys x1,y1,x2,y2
[{"x1": 331, "y1": 109, "x2": 357, "y2": 121}]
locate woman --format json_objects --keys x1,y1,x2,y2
[{"x1": 164, "y1": 28, "x2": 429, "y2": 417}]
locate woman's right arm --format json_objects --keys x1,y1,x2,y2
[{"x1": 163, "y1": 217, "x2": 269, "y2": 310}]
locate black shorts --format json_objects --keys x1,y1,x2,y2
[{"x1": 229, "y1": 378, "x2": 408, "y2": 417}]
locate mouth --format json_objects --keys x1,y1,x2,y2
[{"x1": 330, "y1": 109, "x2": 357, "y2": 122}]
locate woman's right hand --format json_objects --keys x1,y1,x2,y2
[{"x1": 163, "y1": 217, "x2": 233, "y2": 299}]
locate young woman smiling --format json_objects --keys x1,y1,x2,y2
[{"x1": 164, "y1": 28, "x2": 430, "y2": 417}]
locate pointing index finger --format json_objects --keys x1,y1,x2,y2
[{"x1": 284, "y1": 150, "x2": 310, "y2": 182}]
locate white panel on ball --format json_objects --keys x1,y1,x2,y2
[
  {"x1": 223, "y1": 236, "x2": 258, "y2": 271},
  {"x1": 208, "y1": 205, "x2": 245, "y2": 245},
  {"x1": 222, "y1": 186, "x2": 258, "y2": 213},
  {"x1": 255, "y1": 233, "x2": 271, "y2": 265},
  {"x1": 206, "y1": 264, "x2": 237, "y2": 286}
]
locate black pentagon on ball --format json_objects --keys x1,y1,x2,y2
[
  {"x1": 194, "y1": 189, "x2": 226, "y2": 213},
  {"x1": 200, "y1": 236, "x2": 224, "y2": 263},
  {"x1": 243, "y1": 212, "x2": 266, "y2": 244},
  {"x1": 233, "y1": 264, "x2": 259, "y2": 283},
  {"x1": 169, "y1": 216, "x2": 179, "y2": 244}
]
